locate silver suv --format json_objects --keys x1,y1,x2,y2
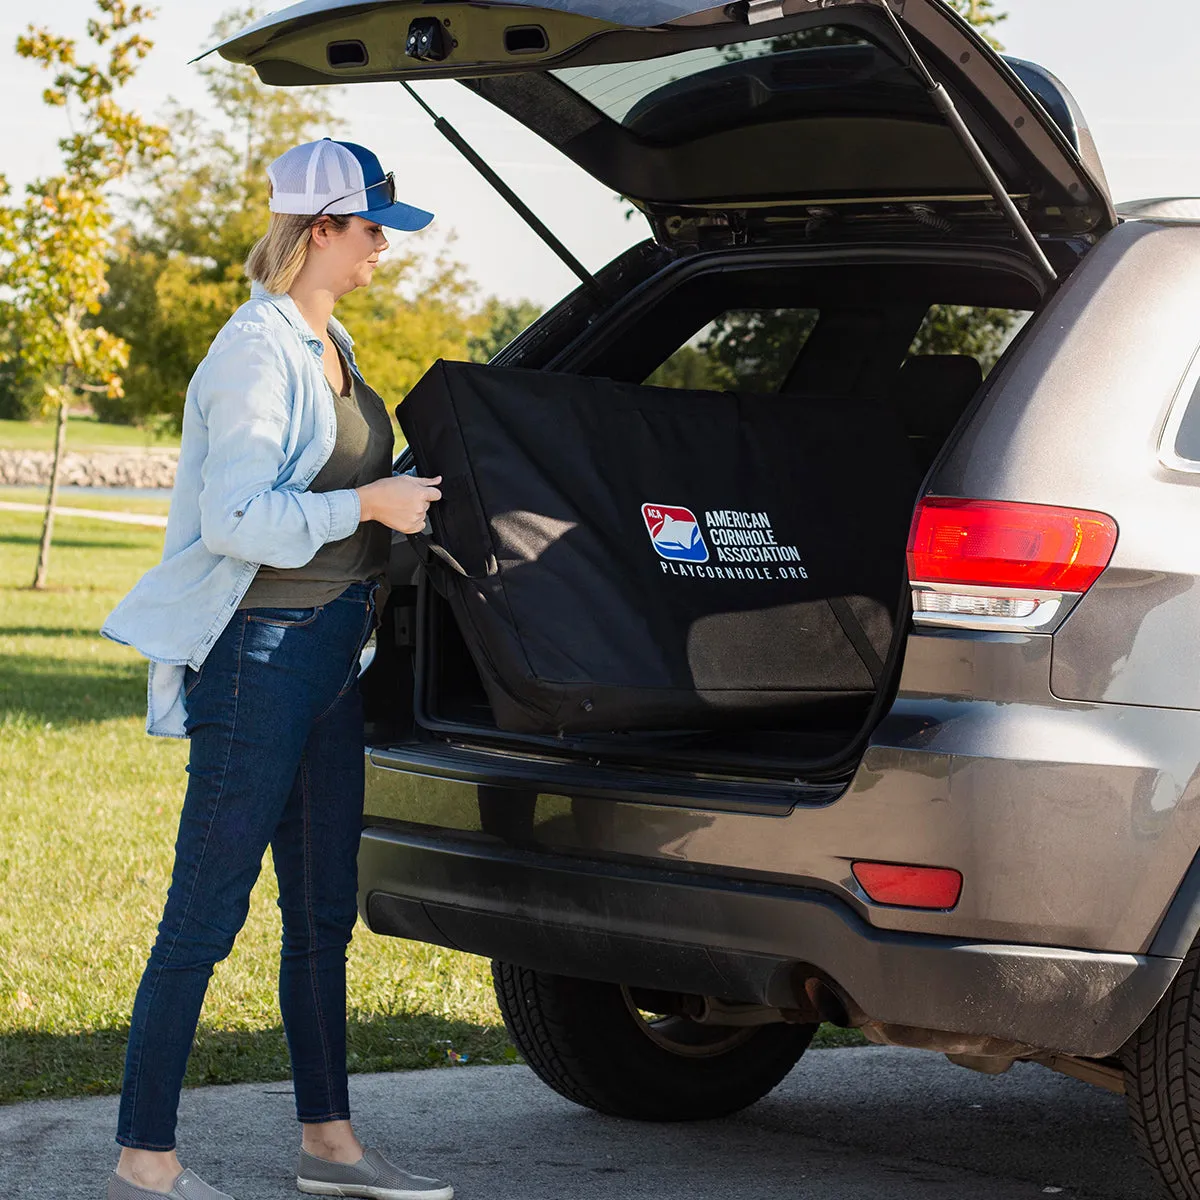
[{"x1": 216, "y1": 3, "x2": 1200, "y2": 1194}]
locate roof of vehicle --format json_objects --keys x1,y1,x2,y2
[{"x1": 1117, "y1": 198, "x2": 1200, "y2": 223}]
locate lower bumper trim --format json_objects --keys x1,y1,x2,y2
[{"x1": 359, "y1": 827, "x2": 1179, "y2": 1059}]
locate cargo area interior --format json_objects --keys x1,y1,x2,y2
[{"x1": 362, "y1": 254, "x2": 1042, "y2": 781}]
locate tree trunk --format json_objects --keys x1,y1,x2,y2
[{"x1": 32, "y1": 383, "x2": 70, "y2": 590}]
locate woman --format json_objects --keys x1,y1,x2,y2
[{"x1": 101, "y1": 138, "x2": 451, "y2": 1200}]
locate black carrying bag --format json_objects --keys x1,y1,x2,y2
[{"x1": 399, "y1": 360, "x2": 920, "y2": 735}]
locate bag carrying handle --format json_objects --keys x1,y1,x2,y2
[{"x1": 408, "y1": 528, "x2": 494, "y2": 581}]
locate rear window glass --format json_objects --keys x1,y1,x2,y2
[
  {"x1": 647, "y1": 309, "x2": 819, "y2": 393},
  {"x1": 551, "y1": 28, "x2": 887, "y2": 142}
]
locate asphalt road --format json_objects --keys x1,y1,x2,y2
[{"x1": 0, "y1": 1046, "x2": 1155, "y2": 1199}]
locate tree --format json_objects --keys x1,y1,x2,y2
[
  {"x1": 944, "y1": 0, "x2": 1006, "y2": 48},
  {"x1": 0, "y1": 334, "x2": 48, "y2": 420},
  {"x1": 695, "y1": 309, "x2": 820, "y2": 394},
  {"x1": 468, "y1": 298, "x2": 544, "y2": 363},
  {"x1": 100, "y1": 7, "x2": 493, "y2": 431},
  {"x1": 646, "y1": 344, "x2": 721, "y2": 392},
  {"x1": 336, "y1": 241, "x2": 486, "y2": 411},
  {"x1": 0, "y1": 1, "x2": 166, "y2": 588},
  {"x1": 97, "y1": 7, "x2": 342, "y2": 427},
  {"x1": 911, "y1": 304, "x2": 1024, "y2": 373}
]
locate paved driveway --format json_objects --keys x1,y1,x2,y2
[{"x1": 0, "y1": 1046, "x2": 1153, "y2": 1198}]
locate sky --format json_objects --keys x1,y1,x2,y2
[{"x1": 1, "y1": 0, "x2": 1198, "y2": 308}]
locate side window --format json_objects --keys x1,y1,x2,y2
[
  {"x1": 1175, "y1": 390, "x2": 1200, "y2": 463},
  {"x1": 1162, "y1": 352, "x2": 1200, "y2": 469},
  {"x1": 897, "y1": 305, "x2": 1032, "y2": 470},
  {"x1": 646, "y1": 304, "x2": 1029, "y2": 392},
  {"x1": 909, "y1": 305, "x2": 1032, "y2": 376},
  {"x1": 646, "y1": 308, "x2": 819, "y2": 392}
]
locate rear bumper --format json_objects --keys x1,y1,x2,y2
[{"x1": 359, "y1": 826, "x2": 1179, "y2": 1059}]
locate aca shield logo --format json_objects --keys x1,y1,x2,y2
[{"x1": 642, "y1": 504, "x2": 709, "y2": 563}]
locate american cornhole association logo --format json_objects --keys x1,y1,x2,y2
[{"x1": 641, "y1": 503, "x2": 709, "y2": 564}]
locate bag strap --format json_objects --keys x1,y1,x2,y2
[
  {"x1": 409, "y1": 530, "x2": 469, "y2": 578},
  {"x1": 408, "y1": 529, "x2": 497, "y2": 581},
  {"x1": 827, "y1": 596, "x2": 885, "y2": 687}
]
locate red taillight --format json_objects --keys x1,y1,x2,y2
[
  {"x1": 907, "y1": 498, "x2": 1118, "y2": 593},
  {"x1": 852, "y1": 862, "x2": 963, "y2": 910}
]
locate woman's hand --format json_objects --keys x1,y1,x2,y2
[{"x1": 356, "y1": 474, "x2": 443, "y2": 535}]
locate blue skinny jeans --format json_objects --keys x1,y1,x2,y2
[{"x1": 116, "y1": 581, "x2": 378, "y2": 1150}]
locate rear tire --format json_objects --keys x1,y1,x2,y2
[
  {"x1": 1123, "y1": 940, "x2": 1200, "y2": 1198},
  {"x1": 491, "y1": 961, "x2": 815, "y2": 1121}
]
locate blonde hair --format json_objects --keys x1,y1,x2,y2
[{"x1": 245, "y1": 205, "x2": 352, "y2": 294}]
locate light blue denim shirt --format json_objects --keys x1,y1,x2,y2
[{"x1": 102, "y1": 282, "x2": 365, "y2": 738}]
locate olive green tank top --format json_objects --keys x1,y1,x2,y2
[{"x1": 240, "y1": 347, "x2": 394, "y2": 610}]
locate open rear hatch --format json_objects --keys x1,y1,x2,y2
[
  {"x1": 209, "y1": 0, "x2": 1115, "y2": 252},
  {"x1": 210, "y1": 2, "x2": 1109, "y2": 785}
]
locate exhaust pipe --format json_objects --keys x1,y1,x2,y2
[{"x1": 804, "y1": 977, "x2": 858, "y2": 1028}]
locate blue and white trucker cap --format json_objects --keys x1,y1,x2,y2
[{"x1": 267, "y1": 138, "x2": 434, "y2": 232}]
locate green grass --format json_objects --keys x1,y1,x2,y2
[
  {"x1": 0, "y1": 511, "x2": 512, "y2": 1104},
  {"x1": 0, "y1": 510, "x2": 859, "y2": 1106},
  {"x1": 0, "y1": 416, "x2": 178, "y2": 454}
]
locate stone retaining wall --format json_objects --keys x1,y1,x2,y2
[{"x1": 0, "y1": 449, "x2": 178, "y2": 489}]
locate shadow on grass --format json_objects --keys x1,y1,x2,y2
[
  {"x1": 0, "y1": 654, "x2": 147, "y2": 725},
  {"x1": 0, "y1": 626, "x2": 114, "y2": 639},
  {"x1": 0, "y1": 1016, "x2": 861, "y2": 1108},
  {"x1": 0, "y1": 1014, "x2": 515, "y2": 1106},
  {"x1": 0, "y1": 532, "x2": 153, "y2": 552}
]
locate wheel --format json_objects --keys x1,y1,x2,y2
[
  {"x1": 1123, "y1": 940, "x2": 1200, "y2": 1198},
  {"x1": 491, "y1": 961, "x2": 815, "y2": 1121}
]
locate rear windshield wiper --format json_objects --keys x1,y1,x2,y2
[
  {"x1": 875, "y1": 0, "x2": 1058, "y2": 286},
  {"x1": 400, "y1": 81, "x2": 610, "y2": 305}
]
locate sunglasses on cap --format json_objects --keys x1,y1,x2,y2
[{"x1": 314, "y1": 171, "x2": 397, "y2": 219}]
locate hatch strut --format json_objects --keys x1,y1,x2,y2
[
  {"x1": 400, "y1": 82, "x2": 609, "y2": 305},
  {"x1": 874, "y1": 0, "x2": 1058, "y2": 286}
]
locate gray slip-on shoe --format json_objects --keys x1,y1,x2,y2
[
  {"x1": 296, "y1": 1147, "x2": 453, "y2": 1199},
  {"x1": 108, "y1": 1168, "x2": 237, "y2": 1200}
]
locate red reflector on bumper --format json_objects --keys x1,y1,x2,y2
[{"x1": 852, "y1": 862, "x2": 963, "y2": 909}]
